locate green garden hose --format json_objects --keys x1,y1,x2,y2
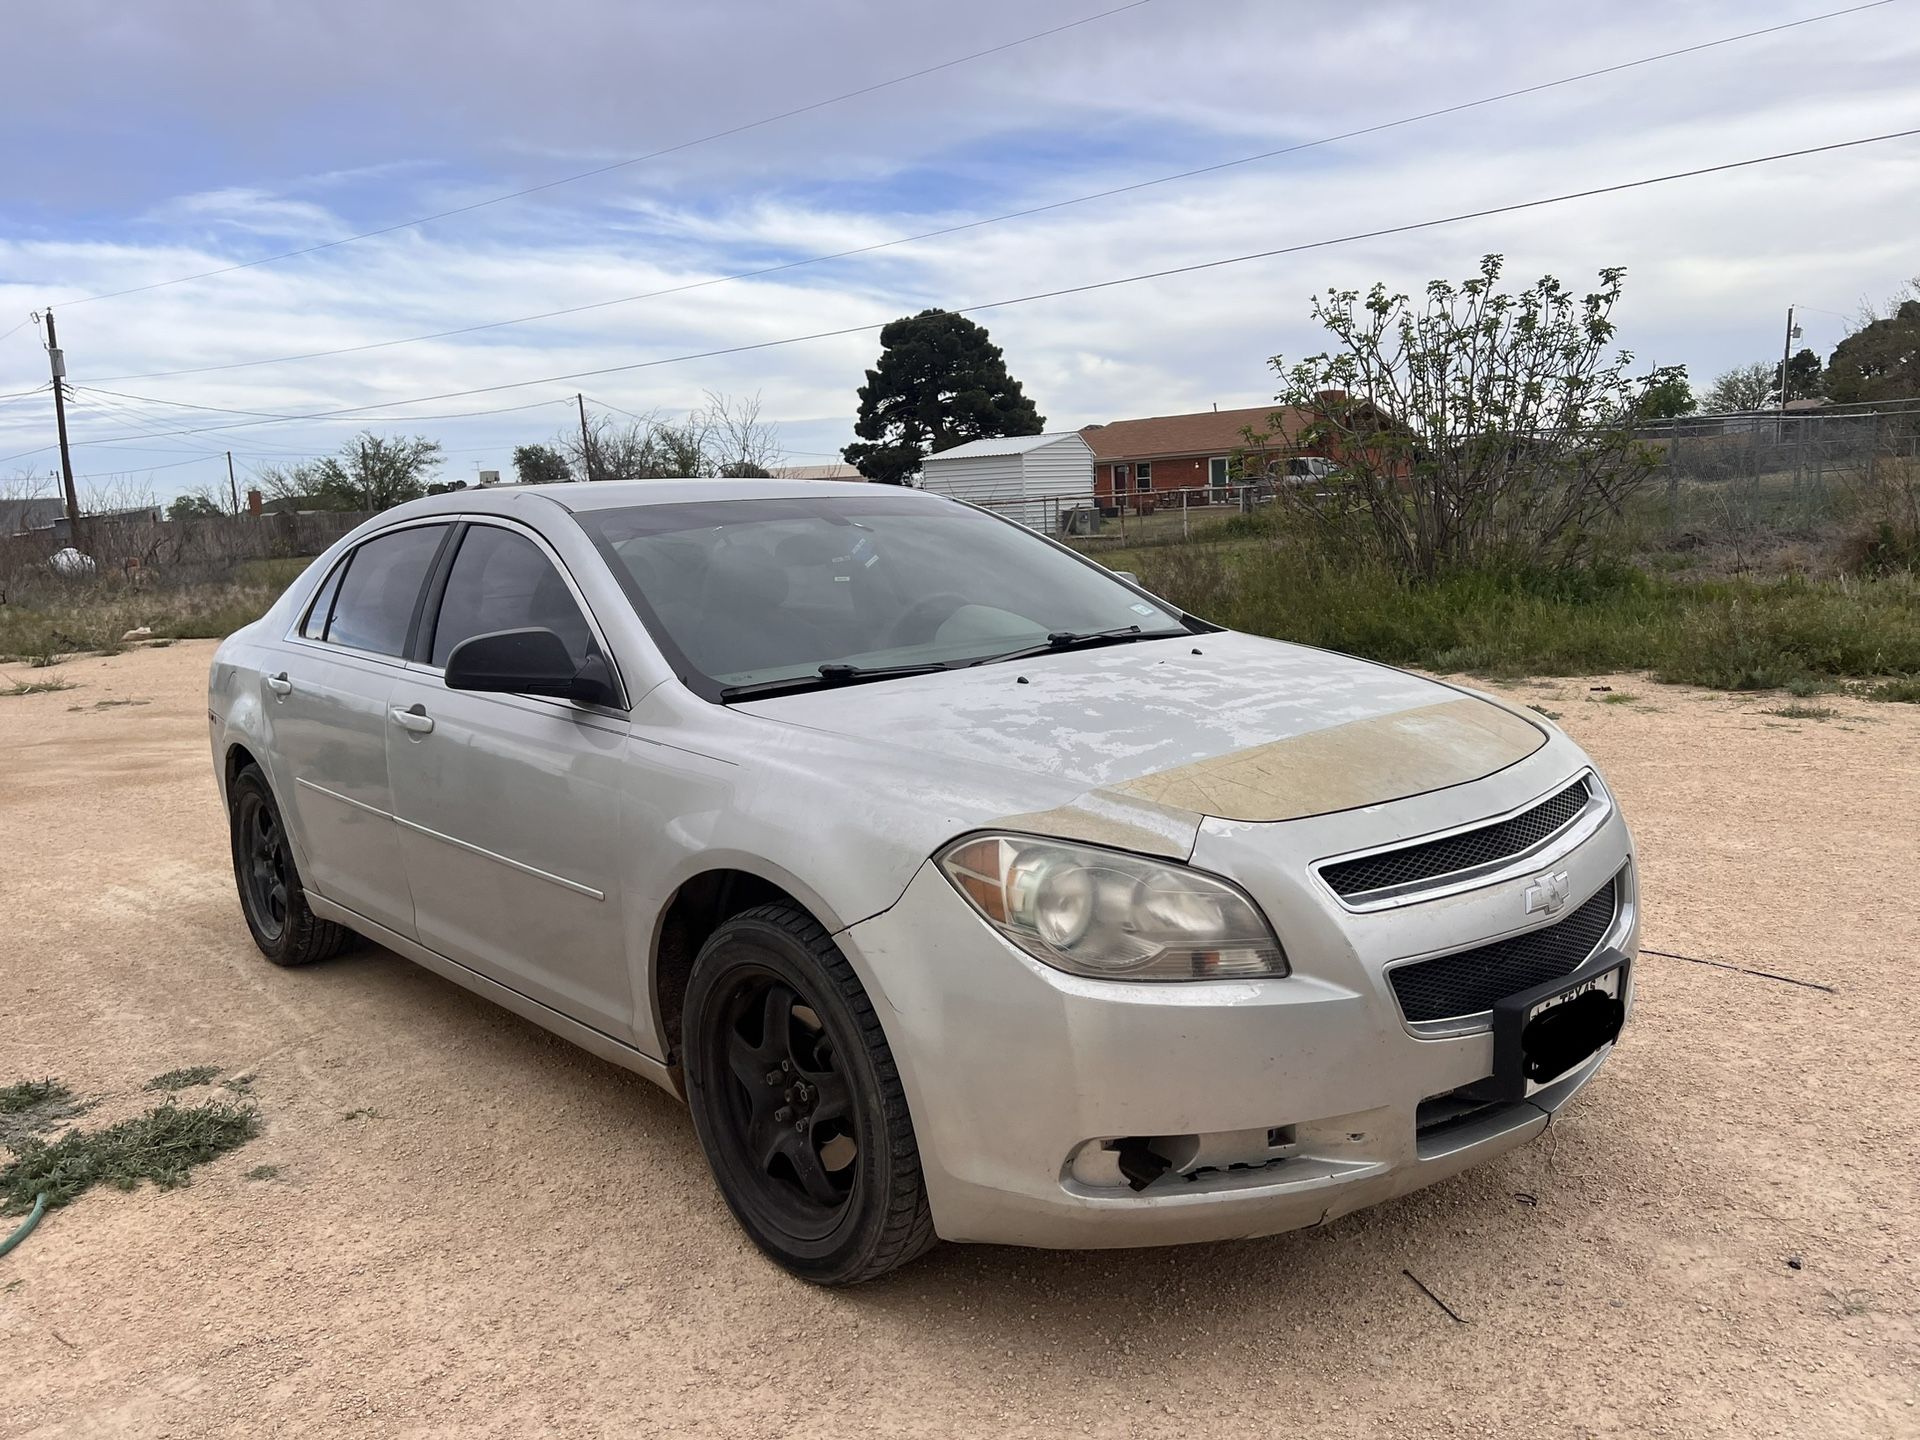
[{"x1": 0, "y1": 1193, "x2": 47, "y2": 1258}]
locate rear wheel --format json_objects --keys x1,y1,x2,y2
[
  {"x1": 228, "y1": 764, "x2": 351, "y2": 967},
  {"x1": 683, "y1": 903, "x2": 934, "y2": 1284}
]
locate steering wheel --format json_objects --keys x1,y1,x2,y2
[{"x1": 884, "y1": 591, "x2": 972, "y2": 648}]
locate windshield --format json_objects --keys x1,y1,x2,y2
[{"x1": 575, "y1": 493, "x2": 1190, "y2": 697}]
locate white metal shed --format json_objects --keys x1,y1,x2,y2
[{"x1": 918, "y1": 432, "x2": 1095, "y2": 532}]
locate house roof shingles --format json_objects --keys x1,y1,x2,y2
[
  {"x1": 1078, "y1": 405, "x2": 1312, "y2": 462},
  {"x1": 925, "y1": 431, "x2": 1092, "y2": 461}
]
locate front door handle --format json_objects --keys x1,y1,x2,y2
[
  {"x1": 390, "y1": 703, "x2": 435, "y2": 735},
  {"x1": 265, "y1": 672, "x2": 292, "y2": 698}
]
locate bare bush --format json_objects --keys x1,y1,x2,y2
[
  {"x1": 560, "y1": 393, "x2": 783, "y2": 481},
  {"x1": 1261, "y1": 255, "x2": 1677, "y2": 579}
]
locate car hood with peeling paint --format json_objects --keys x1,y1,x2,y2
[{"x1": 733, "y1": 630, "x2": 1546, "y2": 821}]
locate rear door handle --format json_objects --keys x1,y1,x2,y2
[
  {"x1": 265, "y1": 672, "x2": 292, "y2": 697},
  {"x1": 390, "y1": 703, "x2": 435, "y2": 735}
]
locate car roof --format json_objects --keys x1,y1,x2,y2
[{"x1": 384, "y1": 478, "x2": 934, "y2": 523}]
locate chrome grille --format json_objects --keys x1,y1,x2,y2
[
  {"x1": 1387, "y1": 876, "x2": 1619, "y2": 1024},
  {"x1": 1322, "y1": 776, "x2": 1592, "y2": 900}
]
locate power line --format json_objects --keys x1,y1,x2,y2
[
  {"x1": 51, "y1": 0, "x2": 1155, "y2": 310},
  {"x1": 0, "y1": 394, "x2": 576, "y2": 465},
  {"x1": 70, "y1": 453, "x2": 225, "y2": 481},
  {"x1": 75, "y1": 384, "x2": 570, "y2": 425},
  {"x1": 16, "y1": 125, "x2": 1918, "y2": 462},
  {"x1": 65, "y1": 391, "x2": 360, "y2": 458},
  {"x1": 0, "y1": 383, "x2": 51, "y2": 403},
  {"x1": 83, "y1": 0, "x2": 1902, "y2": 385},
  {"x1": 583, "y1": 395, "x2": 662, "y2": 426},
  {"x1": 67, "y1": 399, "x2": 237, "y2": 459}
]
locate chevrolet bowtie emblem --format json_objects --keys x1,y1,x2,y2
[{"x1": 1524, "y1": 871, "x2": 1572, "y2": 917}]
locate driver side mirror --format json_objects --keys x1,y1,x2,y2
[{"x1": 444, "y1": 627, "x2": 618, "y2": 707}]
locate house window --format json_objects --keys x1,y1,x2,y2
[
  {"x1": 1135, "y1": 461, "x2": 1152, "y2": 490},
  {"x1": 1209, "y1": 457, "x2": 1230, "y2": 488}
]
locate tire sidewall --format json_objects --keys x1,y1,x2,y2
[
  {"x1": 683, "y1": 915, "x2": 900, "y2": 1284},
  {"x1": 229, "y1": 766, "x2": 295, "y2": 962}
]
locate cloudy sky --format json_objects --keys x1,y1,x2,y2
[{"x1": 2, "y1": 0, "x2": 1916, "y2": 502}]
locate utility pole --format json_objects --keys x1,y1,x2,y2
[
  {"x1": 40, "y1": 309, "x2": 83, "y2": 552},
  {"x1": 576, "y1": 392, "x2": 593, "y2": 481},
  {"x1": 226, "y1": 451, "x2": 240, "y2": 514},
  {"x1": 1777, "y1": 305, "x2": 1799, "y2": 446}
]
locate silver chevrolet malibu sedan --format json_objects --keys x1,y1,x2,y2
[{"x1": 209, "y1": 479, "x2": 1637, "y2": 1283}]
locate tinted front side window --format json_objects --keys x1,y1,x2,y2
[
  {"x1": 430, "y1": 525, "x2": 597, "y2": 669},
  {"x1": 324, "y1": 526, "x2": 445, "y2": 657}
]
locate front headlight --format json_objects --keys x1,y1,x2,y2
[{"x1": 937, "y1": 834, "x2": 1288, "y2": 981}]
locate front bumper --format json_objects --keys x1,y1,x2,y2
[{"x1": 837, "y1": 754, "x2": 1637, "y2": 1249}]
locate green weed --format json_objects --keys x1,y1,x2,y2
[
  {"x1": 1860, "y1": 676, "x2": 1920, "y2": 703},
  {"x1": 1, "y1": 1098, "x2": 259, "y2": 1213},
  {"x1": 145, "y1": 1065, "x2": 222, "y2": 1092},
  {"x1": 0, "y1": 1080, "x2": 89, "y2": 1151}
]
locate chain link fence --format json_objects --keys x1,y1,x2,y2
[
  {"x1": 968, "y1": 401, "x2": 1920, "y2": 567},
  {"x1": 1635, "y1": 401, "x2": 1920, "y2": 544},
  {"x1": 966, "y1": 483, "x2": 1273, "y2": 549}
]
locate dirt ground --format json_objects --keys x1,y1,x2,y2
[{"x1": 2, "y1": 641, "x2": 1916, "y2": 1439}]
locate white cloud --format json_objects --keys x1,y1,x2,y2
[
  {"x1": 140, "y1": 188, "x2": 348, "y2": 239},
  {"x1": 2, "y1": 0, "x2": 1917, "y2": 497}
]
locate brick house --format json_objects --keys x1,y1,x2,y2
[
  {"x1": 1080, "y1": 397, "x2": 1410, "y2": 513},
  {"x1": 1078, "y1": 404, "x2": 1324, "y2": 513}
]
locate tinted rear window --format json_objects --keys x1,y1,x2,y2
[
  {"x1": 300, "y1": 559, "x2": 346, "y2": 641},
  {"x1": 324, "y1": 526, "x2": 445, "y2": 657}
]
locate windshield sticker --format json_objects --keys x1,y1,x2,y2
[{"x1": 1129, "y1": 602, "x2": 1156, "y2": 615}]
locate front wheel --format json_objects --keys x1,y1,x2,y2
[{"x1": 683, "y1": 903, "x2": 934, "y2": 1284}]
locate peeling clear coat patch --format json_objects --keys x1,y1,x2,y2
[
  {"x1": 735, "y1": 631, "x2": 1544, "y2": 827},
  {"x1": 1109, "y1": 699, "x2": 1545, "y2": 822},
  {"x1": 990, "y1": 788, "x2": 1200, "y2": 860}
]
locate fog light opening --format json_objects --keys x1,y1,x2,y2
[{"x1": 1113, "y1": 1138, "x2": 1172, "y2": 1192}]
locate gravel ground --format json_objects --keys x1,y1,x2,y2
[{"x1": 1, "y1": 642, "x2": 1915, "y2": 1439}]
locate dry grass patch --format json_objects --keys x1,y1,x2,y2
[{"x1": 0, "y1": 677, "x2": 76, "y2": 697}]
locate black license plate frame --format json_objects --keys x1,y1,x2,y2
[{"x1": 1482, "y1": 948, "x2": 1629, "y2": 1103}]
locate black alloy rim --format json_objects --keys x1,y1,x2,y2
[
  {"x1": 239, "y1": 791, "x2": 291, "y2": 941},
  {"x1": 707, "y1": 967, "x2": 859, "y2": 1241}
]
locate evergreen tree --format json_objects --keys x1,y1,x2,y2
[
  {"x1": 843, "y1": 310, "x2": 1044, "y2": 484},
  {"x1": 1826, "y1": 302, "x2": 1920, "y2": 404}
]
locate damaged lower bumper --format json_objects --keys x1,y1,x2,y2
[{"x1": 838, "y1": 818, "x2": 1633, "y2": 1250}]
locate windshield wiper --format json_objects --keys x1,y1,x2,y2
[
  {"x1": 970, "y1": 625, "x2": 1185, "y2": 667},
  {"x1": 719, "y1": 660, "x2": 951, "y2": 702}
]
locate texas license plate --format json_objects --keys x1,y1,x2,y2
[{"x1": 1484, "y1": 952, "x2": 1629, "y2": 1102}]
